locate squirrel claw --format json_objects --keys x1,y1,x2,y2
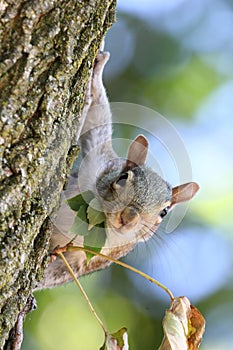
[{"x1": 93, "y1": 51, "x2": 110, "y2": 74}]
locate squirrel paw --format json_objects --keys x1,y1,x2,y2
[{"x1": 93, "y1": 51, "x2": 110, "y2": 75}]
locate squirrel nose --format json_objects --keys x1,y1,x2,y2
[{"x1": 120, "y1": 206, "x2": 139, "y2": 226}]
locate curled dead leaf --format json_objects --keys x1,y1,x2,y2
[
  {"x1": 188, "y1": 304, "x2": 206, "y2": 350},
  {"x1": 159, "y1": 296, "x2": 205, "y2": 350}
]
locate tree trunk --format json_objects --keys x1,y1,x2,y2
[{"x1": 0, "y1": 1, "x2": 116, "y2": 348}]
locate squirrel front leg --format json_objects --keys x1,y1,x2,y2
[
  {"x1": 79, "y1": 51, "x2": 116, "y2": 189},
  {"x1": 91, "y1": 51, "x2": 110, "y2": 102},
  {"x1": 80, "y1": 51, "x2": 112, "y2": 149}
]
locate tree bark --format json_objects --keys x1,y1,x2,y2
[{"x1": 0, "y1": 1, "x2": 116, "y2": 348}]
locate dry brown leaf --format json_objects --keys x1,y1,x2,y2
[
  {"x1": 187, "y1": 304, "x2": 206, "y2": 350},
  {"x1": 158, "y1": 296, "x2": 205, "y2": 350}
]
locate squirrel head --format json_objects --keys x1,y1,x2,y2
[{"x1": 97, "y1": 135, "x2": 199, "y2": 243}]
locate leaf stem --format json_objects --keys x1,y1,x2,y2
[
  {"x1": 66, "y1": 245, "x2": 174, "y2": 300},
  {"x1": 58, "y1": 252, "x2": 107, "y2": 333}
]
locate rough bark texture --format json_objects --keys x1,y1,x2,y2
[{"x1": 0, "y1": 1, "x2": 116, "y2": 348}]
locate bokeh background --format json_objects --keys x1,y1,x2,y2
[{"x1": 22, "y1": 0, "x2": 233, "y2": 349}]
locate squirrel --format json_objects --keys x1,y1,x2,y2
[{"x1": 36, "y1": 49, "x2": 199, "y2": 290}]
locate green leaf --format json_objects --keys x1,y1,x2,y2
[
  {"x1": 68, "y1": 206, "x2": 90, "y2": 236},
  {"x1": 110, "y1": 328, "x2": 128, "y2": 348},
  {"x1": 100, "y1": 328, "x2": 128, "y2": 350},
  {"x1": 87, "y1": 198, "x2": 105, "y2": 228},
  {"x1": 66, "y1": 191, "x2": 94, "y2": 212},
  {"x1": 76, "y1": 204, "x2": 88, "y2": 221},
  {"x1": 84, "y1": 222, "x2": 106, "y2": 263},
  {"x1": 67, "y1": 191, "x2": 107, "y2": 254}
]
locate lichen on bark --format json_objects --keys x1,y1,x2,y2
[{"x1": 0, "y1": 0, "x2": 116, "y2": 347}]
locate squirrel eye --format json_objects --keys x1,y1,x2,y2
[
  {"x1": 115, "y1": 172, "x2": 129, "y2": 187},
  {"x1": 159, "y1": 206, "x2": 170, "y2": 219}
]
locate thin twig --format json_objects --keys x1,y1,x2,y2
[
  {"x1": 58, "y1": 252, "x2": 107, "y2": 333},
  {"x1": 64, "y1": 244, "x2": 174, "y2": 300}
]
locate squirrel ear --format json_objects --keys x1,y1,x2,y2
[
  {"x1": 171, "y1": 182, "x2": 199, "y2": 206},
  {"x1": 126, "y1": 135, "x2": 149, "y2": 169}
]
